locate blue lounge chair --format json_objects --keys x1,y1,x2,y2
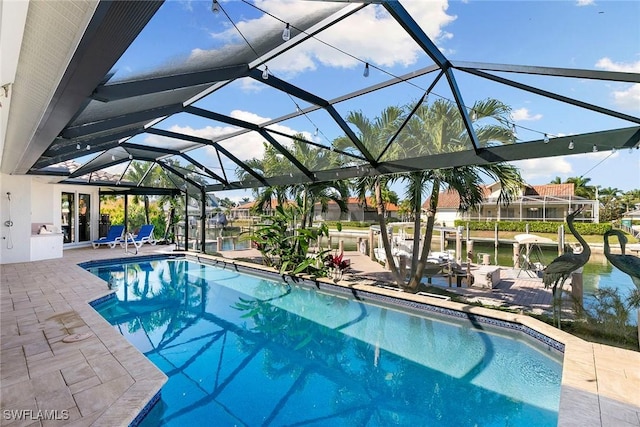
[
  {"x1": 122, "y1": 224, "x2": 156, "y2": 248},
  {"x1": 92, "y1": 225, "x2": 125, "y2": 249}
]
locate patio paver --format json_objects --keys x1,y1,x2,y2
[{"x1": 1, "y1": 245, "x2": 638, "y2": 426}]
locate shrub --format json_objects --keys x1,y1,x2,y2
[
  {"x1": 250, "y1": 204, "x2": 334, "y2": 276},
  {"x1": 454, "y1": 220, "x2": 612, "y2": 235}
]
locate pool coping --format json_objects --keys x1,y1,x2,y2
[
  {"x1": 2, "y1": 248, "x2": 637, "y2": 427},
  {"x1": 182, "y1": 252, "x2": 640, "y2": 427}
]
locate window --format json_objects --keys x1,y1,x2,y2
[{"x1": 61, "y1": 192, "x2": 91, "y2": 244}]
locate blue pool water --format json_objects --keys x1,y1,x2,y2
[{"x1": 89, "y1": 258, "x2": 562, "y2": 426}]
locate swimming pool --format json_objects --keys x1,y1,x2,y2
[{"x1": 87, "y1": 257, "x2": 563, "y2": 426}]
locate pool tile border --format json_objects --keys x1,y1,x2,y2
[
  {"x1": 182, "y1": 254, "x2": 566, "y2": 355},
  {"x1": 129, "y1": 390, "x2": 161, "y2": 427},
  {"x1": 74, "y1": 252, "x2": 639, "y2": 426},
  {"x1": 82, "y1": 257, "x2": 171, "y2": 427},
  {"x1": 311, "y1": 276, "x2": 565, "y2": 354},
  {"x1": 89, "y1": 292, "x2": 116, "y2": 307}
]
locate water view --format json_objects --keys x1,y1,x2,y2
[{"x1": 322, "y1": 235, "x2": 638, "y2": 325}]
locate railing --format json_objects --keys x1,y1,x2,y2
[{"x1": 619, "y1": 224, "x2": 640, "y2": 239}]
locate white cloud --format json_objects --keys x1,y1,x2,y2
[
  {"x1": 612, "y1": 84, "x2": 640, "y2": 111},
  {"x1": 511, "y1": 108, "x2": 542, "y2": 121},
  {"x1": 595, "y1": 58, "x2": 640, "y2": 111},
  {"x1": 595, "y1": 58, "x2": 640, "y2": 73},
  {"x1": 576, "y1": 0, "x2": 595, "y2": 6},
  {"x1": 231, "y1": 78, "x2": 265, "y2": 93},
  {"x1": 178, "y1": 0, "x2": 194, "y2": 12},
  {"x1": 168, "y1": 122, "x2": 266, "y2": 164},
  {"x1": 202, "y1": 0, "x2": 455, "y2": 77},
  {"x1": 511, "y1": 157, "x2": 573, "y2": 182},
  {"x1": 163, "y1": 111, "x2": 312, "y2": 173}
]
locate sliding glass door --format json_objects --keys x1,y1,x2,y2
[
  {"x1": 61, "y1": 192, "x2": 91, "y2": 244},
  {"x1": 61, "y1": 193, "x2": 75, "y2": 243}
]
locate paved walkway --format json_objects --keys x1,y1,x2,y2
[
  {"x1": 0, "y1": 245, "x2": 638, "y2": 426},
  {"x1": 223, "y1": 249, "x2": 555, "y2": 313}
]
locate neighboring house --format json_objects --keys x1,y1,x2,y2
[
  {"x1": 229, "y1": 200, "x2": 295, "y2": 220},
  {"x1": 423, "y1": 182, "x2": 599, "y2": 224},
  {"x1": 186, "y1": 194, "x2": 220, "y2": 222},
  {"x1": 313, "y1": 197, "x2": 400, "y2": 222},
  {"x1": 622, "y1": 209, "x2": 640, "y2": 221},
  {"x1": 231, "y1": 197, "x2": 399, "y2": 222},
  {"x1": 230, "y1": 201, "x2": 257, "y2": 220},
  {"x1": 621, "y1": 209, "x2": 640, "y2": 238}
]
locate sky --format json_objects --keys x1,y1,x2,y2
[{"x1": 109, "y1": 0, "x2": 640, "y2": 203}]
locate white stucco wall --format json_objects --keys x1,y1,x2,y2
[
  {"x1": 0, "y1": 173, "x2": 32, "y2": 263},
  {"x1": 434, "y1": 209, "x2": 459, "y2": 227},
  {"x1": 32, "y1": 178, "x2": 56, "y2": 224},
  {"x1": 0, "y1": 174, "x2": 100, "y2": 263}
]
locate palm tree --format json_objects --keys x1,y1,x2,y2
[
  {"x1": 343, "y1": 107, "x2": 405, "y2": 286},
  {"x1": 236, "y1": 147, "x2": 289, "y2": 215},
  {"x1": 124, "y1": 161, "x2": 152, "y2": 225},
  {"x1": 236, "y1": 136, "x2": 349, "y2": 247},
  {"x1": 565, "y1": 176, "x2": 596, "y2": 199},
  {"x1": 401, "y1": 98, "x2": 524, "y2": 291},
  {"x1": 286, "y1": 135, "x2": 349, "y2": 228},
  {"x1": 599, "y1": 186, "x2": 622, "y2": 222},
  {"x1": 619, "y1": 189, "x2": 640, "y2": 214},
  {"x1": 549, "y1": 177, "x2": 562, "y2": 184}
]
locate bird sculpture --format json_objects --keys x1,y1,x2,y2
[
  {"x1": 603, "y1": 229, "x2": 640, "y2": 344},
  {"x1": 603, "y1": 229, "x2": 640, "y2": 289},
  {"x1": 542, "y1": 206, "x2": 591, "y2": 327}
]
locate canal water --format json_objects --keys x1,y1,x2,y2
[{"x1": 327, "y1": 235, "x2": 638, "y2": 326}]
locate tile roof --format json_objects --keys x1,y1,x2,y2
[
  {"x1": 525, "y1": 183, "x2": 575, "y2": 197},
  {"x1": 323, "y1": 196, "x2": 399, "y2": 211},
  {"x1": 238, "y1": 197, "x2": 400, "y2": 212},
  {"x1": 423, "y1": 183, "x2": 578, "y2": 209}
]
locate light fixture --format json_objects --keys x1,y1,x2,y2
[
  {"x1": 86, "y1": 144, "x2": 90, "y2": 150},
  {"x1": 262, "y1": 66, "x2": 269, "y2": 80},
  {"x1": 511, "y1": 123, "x2": 517, "y2": 137},
  {"x1": 211, "y1": 0, "x2": 220, "y2": 13},
  {"x1": 543, "y1": 133, "x2": 549, "y2": 143},
  {"x1": 363, "y1": 63, "x2": 370, "y2": 77},
  {"x1": 111, "y1": 154, "x2": 116, "y2": 161},
  {"x1": 76, "y1": 143, "x2": 81, "y2": 150},
  {"x1": 314, "y1": 128, "x2": 318, "y2": 137},
  {"x1": 612, "y1": 147, "x2": 617, "y2": 153},
  {"x1": 470, "y1": 111, "x2": 477, "y2": 121},
  {"x1": 592, "y1": 144, "x2": 598, "y2": 152},
  {"x1": 282, "y1": 23, "x2": 290, "y2": 41},
  {"x1": 568, "y1": 140, "x2": 574, "y2": 150},
  {"x1": 129, "y1": 154, "x2": 133, "y2": 160}
]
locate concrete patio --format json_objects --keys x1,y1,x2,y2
[{"x1": 1, "y1": 245, "x2": 638, "y2": 426}]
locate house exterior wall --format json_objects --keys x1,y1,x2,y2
[
  {"x1": 460, "y1": 199, "x2": 598, "y2": 222},
  {"x1": 425, "y1": 183, "x2": 599, "y2": 224},
  {"x1": 314, "y1": 202, "x2": 399, "y2": 222},
  {"x1": 1, "y1": 174, "x2": 101, "y2": 264},
  {"x1": 434, "y1": 209, "x2": 458, "y2": 226},
  {"x1": 1, "y1": 173, "x2": 31, "y2": 264}
]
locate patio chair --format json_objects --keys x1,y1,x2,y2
[
  {"x1": 92, "y1": 225, "x2": 125, "y2": 249},
  {"x1": 122, "y1": 224, "x2": 156, "y2": 248}
]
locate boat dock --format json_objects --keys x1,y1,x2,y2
[{"x1": 220, "y1": 248, "x2": 555, "y2": 315}]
